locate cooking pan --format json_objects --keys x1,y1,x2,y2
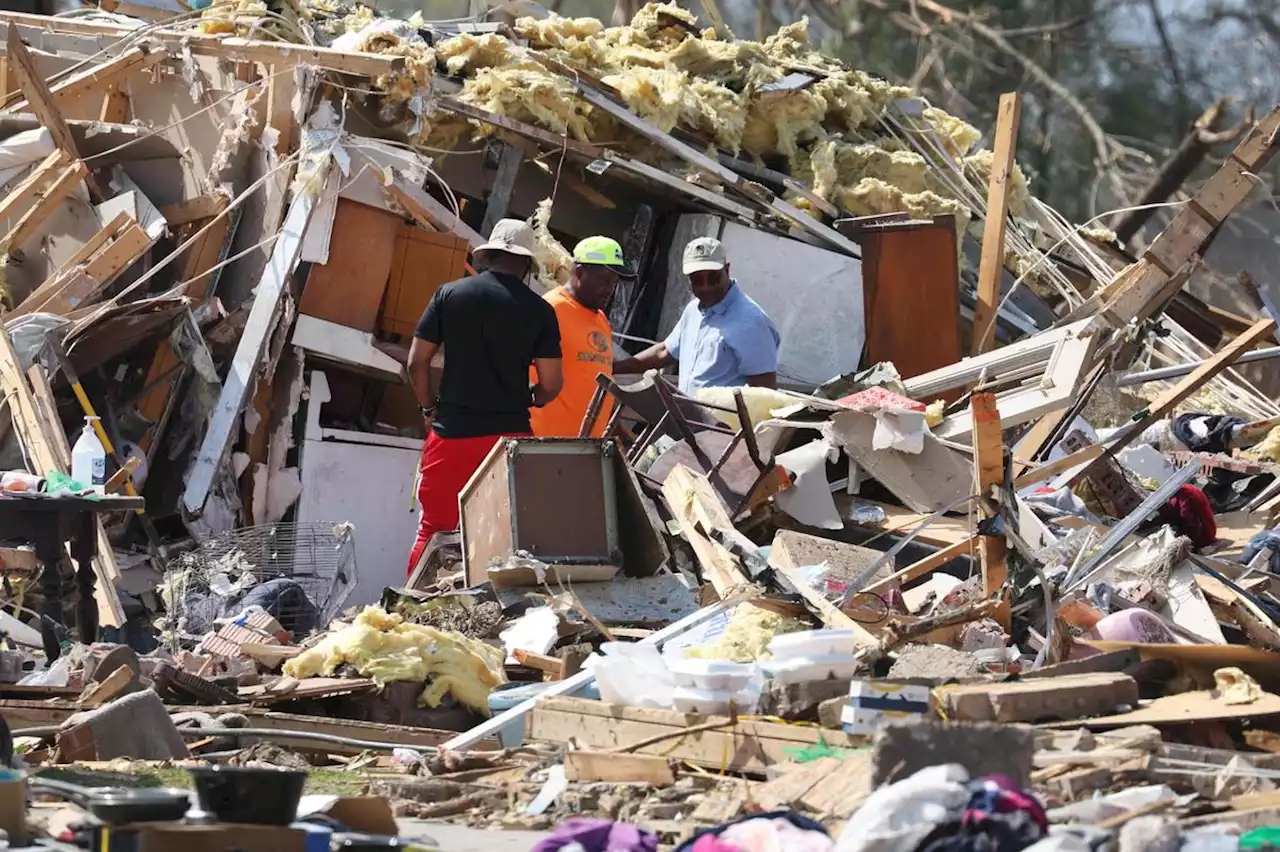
[{"x1": 30, "y1": 777, "x2": 190, "y2": 824}]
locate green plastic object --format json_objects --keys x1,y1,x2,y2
[
  {"x1": 1242, "y1": 828, "x2": 1280, "y2": 849},
  {"x1": 44, "y1": 471, "x2": 98, "y2": 499}
]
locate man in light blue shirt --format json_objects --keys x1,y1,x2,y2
[{"x1": 616, "y1": 237, "x2": 780, "y2": 393}]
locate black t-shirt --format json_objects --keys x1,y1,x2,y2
[{"x1": 415, "y1": 270, "x2": 561, "y2": 438}]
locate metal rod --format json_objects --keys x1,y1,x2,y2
[{"x1": 1116, "y1": 346, "x2": 1280, "y2": 387}]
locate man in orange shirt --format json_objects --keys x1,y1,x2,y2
[{"x1": 531, "y1": 236, "x2": 629, "y2": 437}]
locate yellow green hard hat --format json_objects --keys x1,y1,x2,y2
[{"x1": 572, "y1": 236, "x2": 627, "y2": 267}]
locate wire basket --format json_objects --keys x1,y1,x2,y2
[{"x1": 163, "y1": 522, "x2": 358, "y2": 647}]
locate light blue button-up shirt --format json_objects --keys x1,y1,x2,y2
[{"x1": 663, "y1": 281, "x2": 781, "y2": 395}]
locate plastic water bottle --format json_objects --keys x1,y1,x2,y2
[{"x1": 71, "y1": 416, "x2": 106, "y2": 495}]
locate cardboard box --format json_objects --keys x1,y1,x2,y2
[{"x1": 841, "y1": 679, "x2": 932, "y2": 736}]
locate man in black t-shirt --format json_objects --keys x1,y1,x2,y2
[{"x1": 405, "y1": 219, "x2": 563, "y2": 575}]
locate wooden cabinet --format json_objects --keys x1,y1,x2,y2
[
  {"x1": 381, "y1": 225, "x2": 470, "y2": 337},
  {"x1": 300, "y1": 199, "x2": 401, "y2": 333}
]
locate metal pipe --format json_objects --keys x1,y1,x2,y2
[{"x1": 1116, "y1": 346, "x2": 1280, "y2": 387}]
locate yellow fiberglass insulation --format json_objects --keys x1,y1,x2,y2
[
  {"x1": 923, "y1": 106, "x2": 982, "y2": 159},
  {"x1": 199, "y1": 0, "x2": 268, "y2": 35},
  {"x1": 603, "y1": 66, "x2": 690, "y2": 134},
  {"x1": 531, "y1": 198, "x2": 573, "y2": 293},
  {"x1": 283, "y1": 606, "x2": 505, "y2": 714},
  {"x1": 514, "y1": 15, "x2": 604, "y2": 48},
  {"x1": 436, "y1": 32, "x2": 521, "y2": 75},
  {"x1": 964, "y1": 149, "x2": 1032, "y2": 217},
  {"x1": 1242, "y1": 425, "x2": 1280, "y2": 463},
  {"x1": 683, "y1": 602, "x2": 809, "y2": 662},
  {"x1": 460, "y1": 68, "x2": 596, "y2": 143},
  {"x1": 742, "y1": 88, "x2": 826, "y2": 159}
]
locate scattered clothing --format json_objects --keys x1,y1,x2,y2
[
  {"x1": 531, "y1": 285, "x2": 614, "y2": 438},
  {"x1": 1170, "y1": 414, "x2": 1244, "y2": 455},
  {"x1": 415, "y1": 270, "x2": 560, "y2": 438},
  {"x1": 682, "y1": 812, "x2": 830, "y2": 852},
  {"x1": 531, "y1": 818, "x2": 658, "y2": 852},
  {"x1": 664, "y1": 282, "x2": 780, "y2": 395},
  {"x1": 835, "y1": 765, "x2": 971, "y2": 852},
  {"x1": 915, "y1": 810, "x2": 1043, "y2": 852},
  {"x1": 1156, "y1": 484, "x2": 1216, "y2": 548},
  {"x1": 1241, "y1": 529, "x2": 1280, "y2": 572},
  {"x1": 406, "y1": 430, "x2": 529, "y2": 574}
]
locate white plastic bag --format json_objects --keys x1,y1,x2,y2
[
  {"x1": 18, "y1": 655, "x2": 72, "y2": 688},
  {"x1": 590, "y1": 642, "x2": 676, "y2": 708}
]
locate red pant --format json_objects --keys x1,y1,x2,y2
[{"x1": 406, "y1": 430, "x2": 528, "y2": 576}]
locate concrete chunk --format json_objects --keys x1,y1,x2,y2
[{"x1": 872, "y1": 718, "x2": 1035, "y2": 787}]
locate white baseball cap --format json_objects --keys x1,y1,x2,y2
[
  {"x1": 682, "y1": 237, "x2": 727, "y2": 275},
  {"x1": 476, "y1": 218, "x2": 537, "y2": 258}
]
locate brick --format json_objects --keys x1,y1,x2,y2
[{"x1": 936, "y1": 673, "x2": 1138, "y2": 723}]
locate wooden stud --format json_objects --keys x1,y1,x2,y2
[
  {"x1": 0, "y1": 150, "x2": 64, "y2": 223},
  {"x1": 563, "y1": 751, "x2": 674, "y2": 785},
  {"x1": 98, "y1": 84, "x2": 129, "y2": 123},
  {"x1": 3, "y1": 160, "x2": 88, "y2": 255},
  {"x1": 9, "y1": 46, "x2": 166, "y2": 113},
  {"x1": 971, "y1": 92, "x2": 1022, "y2": 355},
  {"x1": 5, "y1": 25, "x2": 103, "y2": 202},
  {"x1": 971, "y1": 392, "x2": 1010, "y2": 630},
  {"x1": 863, "y1": 537, "x2": 977, "y2": 597}
]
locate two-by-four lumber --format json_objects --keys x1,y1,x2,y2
[
  {"x1": 1097, "y1": 107, "x2": 1280, "y2": 325},
  {"x1": 0, "y1": 150, "x2": 64, "y2": 223},
  {"x1": 13, "y1": 215, "x2": 150, "y2": 316},
  {"x1": 3, "y1": 160, "x2": 88, "y2": 255},
  {"x1": 972, "y1": 392, "x2": 1010, "y2": 630},
  {"x1": 8, "y1": 45, "x2": 168, "y2": 113},
  {"x1": 971, "y1": 92, "x2": 1023, "y2": 355},
  {"x1": 4, "y1": 25, "x2": 104, "y2": 202}
]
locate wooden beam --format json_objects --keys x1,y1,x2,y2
[
  {"x1": 373, "y1": 167, "x2": 484, "y2": 249},
  {"x1": 971, "y1": 392, "x2": 1009, "y2": 630},
  {"x1": 1014, "y1": 443, "x2": 1105, "y2": 489},
  {"x1": 4, "y1": 25, "x2": 103, "y2": 202},
  {"x1": 971, "y1": 92, "x2": 1022, "y2": 355},
  {"x1": 863, "y1": 537, "x2": 976, "y2": 597},
  {"x1": 0, "y1": 12, "x2": 405, "y2": 79},
  {"x1": 0, "y1": 150, "x2": 63, "y2": 223},
  {"x1": 3, "y1": 160, "x2": 88, "y2": 255},
  {"x1": 660, "y1": 464, "x2": 751, "y2": 599},
  {"x1": 1111, "y1": 317, "x2": 1277, "y2": 453},
  {"x1": 9, "y1": 46, "x2": 167, "y2": 113},
  {"x1": 480, "y1": 142, "x2": 523, "y2": 236}
]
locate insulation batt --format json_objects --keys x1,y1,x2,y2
[
  {"x1": 682, "y1": 602, "x2": 808, "y2": 662},
  {"x1": 316, "y1": 0, "x2": 1046, "y2": 272},
  {"x1": 283, "y1": 606, "x2": 506, "y2": 714}
]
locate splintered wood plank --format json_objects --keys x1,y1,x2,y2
[
  {"x1": 528, "y1": 698, "x2": 865, "y2": 774},
  {"x1": 376, "y1": 176, "x2": 484, "y2": 249},
  {"x1": 1101, "y1": 108, "x2": 1280, "y2": 324},
  {"x1": 972, "y1": 392, "x2": 1009, "y2": 629},
  {"x1": 863, "y1": 537, "x2": 976, "y2": 597},
  {"x1": 971, "y1": 92, "x2": 1022, "y2": 355},
  {"x1": 3, "y1": 160, "x2": 88, "y2": 255},
  {"x1": 81, "y1": 221, "x2": 149, "y2": 285},
  {"x1": 55, "y1": 211, "x2": 132, "y2": 274},
  {"x1": 10, "y1": 46, "x2": 167, "y2": 112},
  {"x1": 563, "y1": 751, "x2": 674, "y2": 785},
  {"x1": 660, "y1": 464, "x2": 751, "y2": 598},
  {"x1": 0, "y1": 150, "x2": 64, "y2": 223},
  {"x1": 15, "y1": 220, "x2": 150, "y2": 316},
  {"x1": 5, "y1": 25, "x2": 103, "y2": 202}
]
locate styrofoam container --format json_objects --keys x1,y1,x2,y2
[
  {"x1": 767, "y1": 629, "x2": 859, "y2": 661},
  {"x1": 761, "y1": 654, "x2": 858, "y2": 685},
  {"x1": 666, "y1": 658, "x2": 757, "y2": 692},
  {"x1": 672, "y1": 684, "x2": 760, "y2": 716}
]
